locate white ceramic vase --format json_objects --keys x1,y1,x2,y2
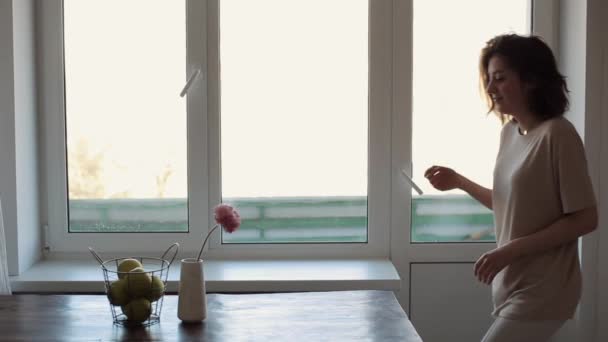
[{"x1": 177, "y1": 258, "x2": 207, "y2": 322}]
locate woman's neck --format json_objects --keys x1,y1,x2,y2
[{"x1": 512, "y1": 112, "x2": 541, "y2": 133}]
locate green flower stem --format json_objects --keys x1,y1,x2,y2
[{"x1": 196, "y1": 224, "x2": 219, "y2": 261}]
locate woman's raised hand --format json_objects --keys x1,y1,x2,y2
[{"x1": 424, "y1": 165, "x2": 462, "y2": 191}]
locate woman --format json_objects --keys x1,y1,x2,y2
[{"x1": 424, "y1": 34, "x2": 598, "y2": 342}]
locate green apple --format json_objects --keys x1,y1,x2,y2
[
  {"x1": 108, "y1": 279, "x2": 129, "y2": 306},
  {"x1": 146, "y1": 275, "x2": 165, "y2": 302},
  {"x1": 124, "y1": 267, "x2": 152, "y2": 298},
  {"x1": 121, "y1": 298, "x2": 152, "y2": 323},
  {"x1": 117, "y1": 258, "x2": 143, "y2": 279}
]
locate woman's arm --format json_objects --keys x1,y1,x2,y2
[
  {"x1": 424, "y1": 165, "x2": 493, "y2": 210},
  {"x1": 458, "y1": 176, "x2": 493, "y2": 210},
  {"x1": 474, "y1": 205, "x2": 598, "y2": 284}
]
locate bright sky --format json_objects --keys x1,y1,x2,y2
[
  {"x1": 64, "y1": 0, "x2": 529, "y2": 199},
  {"x1": 412, "y1": 0, "x2": 529, "y2": 194}
]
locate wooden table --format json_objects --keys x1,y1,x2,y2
[{"x1": 0, "y1": 290, "x2": 422, "y2": 341}]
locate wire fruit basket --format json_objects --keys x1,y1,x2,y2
[{"x1": 89, "y1": 243, "x2": 179, "y2": 327}]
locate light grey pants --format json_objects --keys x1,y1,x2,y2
[{"x1": 481, "y1": 317, "x2": 566, "y2": 342}]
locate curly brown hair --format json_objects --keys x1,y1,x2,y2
[{"x1": 479, "y1": 34, "x2": 569, "y2": 124}]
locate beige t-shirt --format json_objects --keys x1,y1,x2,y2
[{"x1": 491, "y1": 116, "x2": 596, "y2": 321}]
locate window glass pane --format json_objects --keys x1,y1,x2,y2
[
  {"x1": 220, "y1": 0, "x2": 368, "y2": 243},
  {"x1": 412, "y1": 0, "x2": 530, "y2": 242},
  {"x1": 64, "y1": 1, "x2": 188, "y2": 232}
]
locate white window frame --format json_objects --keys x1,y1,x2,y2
[
  {"x1": 39, "y1": 0, "x2": 208, "y2": 254},
  {"x1": 394, "y1": 0, "x2": 559, "y2": 262},
  {"x1": 204, "y1": 0, "x2": 393, "y2": 259},
  {"x1": 39, "y1": 0, "x2": 557, "y2": 259},
  {"x1": 39, "y1": 0, "x2": 397, "y2": 258}
]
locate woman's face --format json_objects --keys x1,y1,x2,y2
[{"x1": 486, "y1": 55, "x2": 529, "y2": 117}]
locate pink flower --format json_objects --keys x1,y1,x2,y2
[
  {"x1": 214, "y1": 204, "x2": 241, "y2": 233},
  {"x1": 196, "y1": 203, "x2": 241, "y2": 260}
]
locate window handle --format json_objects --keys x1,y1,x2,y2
[
  {"x1": 180, "y1": 68, "x2": 202, "y2": 97},
  {"x1": 400, "y1": 169, "x2": 423, "y2": 195}
]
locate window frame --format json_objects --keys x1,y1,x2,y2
[
  {"x1": 390, "y1": 0, "x2": 560, "y2": 314},
  {"x1": 39, "y1": 0, "x2": 207, "y2": 254},
  {"x1": 39, "y1": 0, "x2": 396, "y2": 258},
  {"x1": 187, "y1": 0, "x2": 394, "y2": 259},
  {"x1": 407, "y1": 0, "x2": 536, "y2": 245},
  {"x1": 38, "y1": 0, "x2": 557, "y2": 258}
]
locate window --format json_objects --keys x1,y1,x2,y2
[
  {"x1": 39, "y1": 0, "x2": 554, "y2": 256},
  {"x1": 40, "y1": 0, "x2": 393, "y2": 258},
  {"x1": 206, "y1": 0, "x2": 392, "y2": 257},
  {"x1": 40, "y1": 0, "x2": 205, "y2": 253},
  {"x1": 219, "y1": 0, "x2": 368, "y2": 243},
  {"x1": 63, "y1": 0, "x2": 188, "y2": 234},
  {"x1": 411, "y1": 0, "x2": 531, "y2": 243}
]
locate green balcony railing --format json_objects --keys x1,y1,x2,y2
[{"x1": 68, "y1": 195, "x2": 495, "y2": 243}]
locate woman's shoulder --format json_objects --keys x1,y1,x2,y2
[{"x1": 539, "y1": 116, "x2": 581, "y2": 140}]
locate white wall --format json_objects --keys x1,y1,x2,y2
[
  {"x1": 583, "y1": 1, "x2": 608, "y2": 340},
  {"x1": 557, "y1": 1, "x2": 593, "y2": 340},
  {"x1": 559, "y1": 1, "x2": 607, "y2": 341},
  {"x1": 0, "y1": 0, "x2": 41, "y2": 275},
  {"x1": 0, "y1": 0, "x2": 19, "y2": 276},
  {"x1": 559, "y1": 0, "x2": 587, "y2": 133},
  {"x1": 13, "y1": 0, "x2": 41, "y2": 275}
]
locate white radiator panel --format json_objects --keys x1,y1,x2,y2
[{"x1": 410, "y1": 263, "x2": 494, "y2": 342}]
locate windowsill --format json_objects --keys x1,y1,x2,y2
[{"x1": 9, "y1": 256, "x2": 401, "y2": 293}]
